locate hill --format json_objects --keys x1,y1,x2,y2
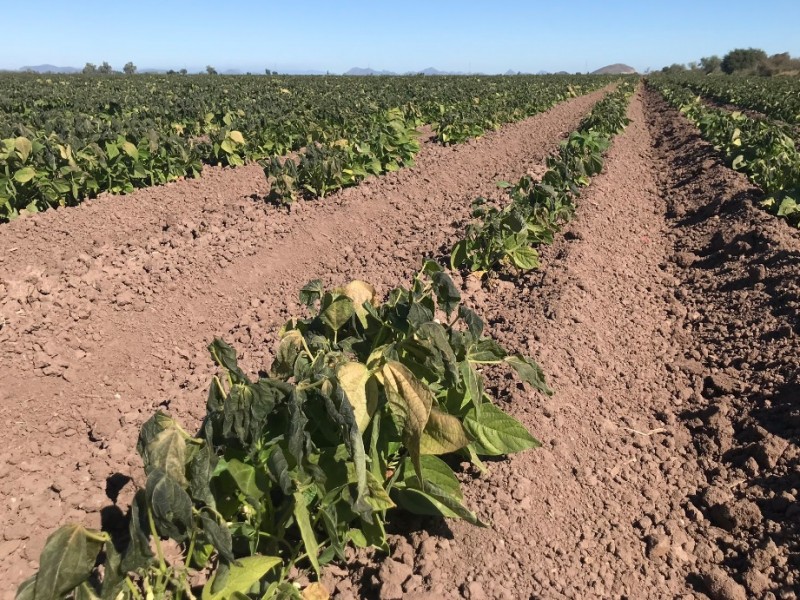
[
  {"x1": 592, "y1": 63, "x2": 637, "y2": 75},
  {"x1": 20, "y1": 64, "x2": 79, "y2": 74}
]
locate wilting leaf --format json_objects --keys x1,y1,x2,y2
[
  {"x1": 272, "y1": 329, "x2": 305, "y2": 378},
  {"x1": 458, "y1": 305, "x2": 484, "y2": 338},
  {"x1": 202, "y1": 555, "x2": 281, "y2": 600},
  {"x1": 420, "y1": 407, "x2": 471, "y2": 455},
  {"x1": 302, "y1": 582, "x2": 330, "y2": 600},
  {"x1": 430, "y1": 271, "x2": 460, "y2": 316},
  {"x1": 208, "y1": 338, "x2": 249, "y2": 384},
  {"x1": 337, "y1": 362, "x2": 378, "y2": 433},
  {"x1": 467, "y1": 339, "x2": 507, "y2": 363},
  {"x1": 30, "y1": 524, "x2": 108, "y2": 600},
  {"x1": 199, "y1": 515, "x2": 235, "y2": 564},
  {"x1": 299, "y1": 280, "x2": 323, "y2": 307},
  {"x1": 505, "y1": 354, "x2": 552, "y2": 395},
  {"x1": 145, "y1": 469, "x2": 193, "y2": 542},
  {"x1": 382, "y1": 361, "x2": 432, "y2": 479},
  {"x1": 464, "y1": 402, "x2": 540, "y2": 455},
  {"x1": 120, "y1": 490, "x2": 154, "y2": 574},
  {"x1": 338, "y1": 280, "x2": 377, "y2": 327},
  {"x1": 188, "y1": 442, "x2": 217, "y2": 507},
  {"x1": 142, "y1": 426, "x2": 188, "y2": 486}
]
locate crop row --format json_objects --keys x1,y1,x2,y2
[
  {"x1": 17, "y1": 85, "x2": 636, "y2": 599},
  {"x1": 450, "y1": 80, "x2": 637, "y2": 276},
  {"x1": 659, "y1": 73, "x2": 800, "y2": 125},
  {"x1": 0, "y1": 75, "x2": 615, "y2": 220},
  {"x1": 650, "y1": 78, "x2": 800, "y2": 226}
]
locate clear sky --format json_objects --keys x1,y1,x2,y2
[{"x1": 4, "y1": 0, "x2": 799, "y2": 74}]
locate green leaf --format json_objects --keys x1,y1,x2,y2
[
  {"x1": 14, "y1": 167, "x2": 36, "y2": 184},
  {"x1": 202, "y1": 555, "x2": 282, "y2": 600},
  {"x1": 293, "y1": 491, "x2": 321, "y2": 577},
  {"x1": 467, "y1": 339, "x2": 507, "y2": 363},
  {"x1": 321, "y1": 296, "x2": 355, "y2": 331},
  {"x1": 459, "y1": 360, "x2": 483, "y2": 408},
  {"x1": 505, "y1": 354, "x2": 551, "y2": 395},
  {"x1": 464, "y1": 402, "x2": 540, "y2": 456},
  {"x1": 450, "y1": 240, "x2": 468, "y2": 270},
  {"x1": 15, "y1": 575, "x2": 36, "y2": 600},
  {"x1": 224, "y1": 458, "x2": 263, "y2": 499},
  {"x1": 145, "y1": 469, "x2": 193, "y2": 542},
  {"x1": 30, "y1": 524, "x2": 108, "y2": 600},
  {"x1": 394, "y1": 456, "x2": 484, "y2": 525},
  {"x1": 420, "y1": 407, "x2": 471, "y2": 455},
  {"x1": 508, "y1": 245, "x2": 540, "y2": 270}
]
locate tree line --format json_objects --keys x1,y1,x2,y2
[{"x1": 661, "y1": 48, "x2": 800, "y2": 76}]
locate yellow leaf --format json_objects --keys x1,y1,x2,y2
[
  {"x1": 337, "y1": 280, "x2": 377, "y2": 327},
  {"x1": 303, "y1": 582, "x2": 330, "y2": 600},
  {"x1": 337, "y1": 362, "x2": 378, "y2": 432},
  {"x1": 420, "y1": 407, "x2": 471, "y2": 455}
]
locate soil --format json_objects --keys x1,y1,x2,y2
[{"x1": 1, "y1": 85, "x2": 799, "y2": 600}]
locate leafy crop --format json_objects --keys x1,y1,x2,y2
[
  {"x1": 0, "y1": 74, "x2": 614, "y2": 220},
  {"x1": 19, "y1": 263, "x2": 550, "y2": 599},
  {"x1": 666, "y1": 73, "x2": 800, "y2": 125},
  {"x1": 652, "y1": 78, "x2": 800, "y2": 226},
  {"x1": 451, "y1": 81, "x2": 636, "y2": 276}
]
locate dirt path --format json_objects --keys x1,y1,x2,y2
[
  {"x1": 0, "y1": 88, "x2": 608, "y2": 593},
  {"x1": 346, "y1": 89, "x2": 709, "y2": 600}
]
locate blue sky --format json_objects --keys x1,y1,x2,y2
[{"x1": 4, "y1": 0, "x2": 799, "y2": 74}]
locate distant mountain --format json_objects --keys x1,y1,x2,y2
[
  {"x1": 420, "y1": 67, "x2": 450, "y2": 76},
  {"x1": 592, "y1": 63, "x2": 637, "y2": 75},
  {"x1": 345, "y1": 67, "x2": 397, "y2": 76},
  {"x1": 280, "y1": 68, "x2": 328, "y2": 75},
  {"x1": 536, "y1": 70, "x2": 550, "y2": 75},
  {"x1": 20, "y1": 64, "x2": 79, "y2": 74}
]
